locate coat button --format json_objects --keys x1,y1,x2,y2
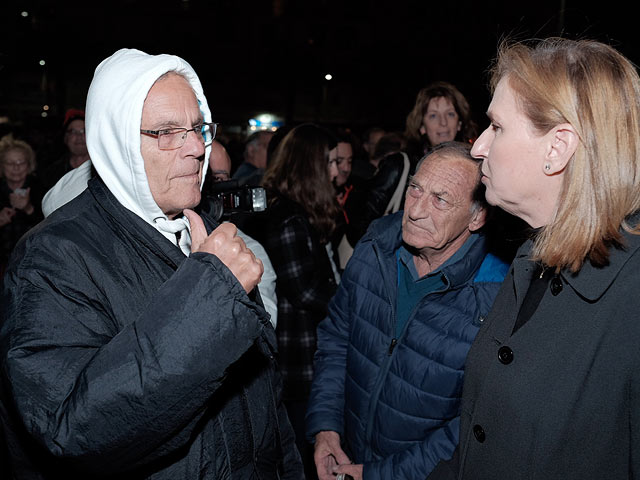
[
  {"x1": 550, "y1": 276, "x2": 563, "y2": 296},
  {"x1": 473, "y1": 424, "x2": 486, "y2": 443},
  {"x1": 498, "y1": 346, "x2": 514, "y2": 364}
]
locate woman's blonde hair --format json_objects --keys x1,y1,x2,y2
[
  {"x1": 491, "y1": 38, "x2": 640, "y2": 272},
  {"x1": 0, "y1": 134, "x2": 37, "y2": 178}
]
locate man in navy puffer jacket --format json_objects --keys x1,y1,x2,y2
[{"x1": 306, "y1": 142, "x2": 508, "y2": 480}]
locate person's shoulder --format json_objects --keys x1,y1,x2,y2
[
  {"x1": 473, "y1": 252, "x2": 510, "y2": 284},
  {"x1": 24, "y1": 190, "x2": 104, "y2": 253},
  {"x1": 363, "y1": 211, "x2": 403, "y2": 240},
  {"x1": 267, "y1": 194, "x2": 307, "y2": 222}
]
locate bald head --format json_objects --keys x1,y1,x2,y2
[{"x1": 209, "y1": 140, "x2": 231, "y2": 182}]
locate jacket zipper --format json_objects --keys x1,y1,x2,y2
[{"x1": 388, "y1": 338, "x2": 398, "y2": 355}]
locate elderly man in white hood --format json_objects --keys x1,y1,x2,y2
[{"x1": 0, "y1": 49, "x2": 303, "y2": 479}]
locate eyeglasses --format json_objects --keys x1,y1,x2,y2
[
  {"x1": 140, "y1": 122, "x2": 217, "y2": 150},
  {"x1": 4, "y1": 160, "x2": 28, "y2": 168},
  {"x1": 66, "y1": 128, "x2": 85, "y2": 137}
]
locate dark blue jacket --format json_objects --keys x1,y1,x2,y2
[
  {"x1": 0, "y1": 177, "x2": 302, "y2": 479},
  {"x1": 306, "y1": 212, "x2": 507, "y2": 479}
]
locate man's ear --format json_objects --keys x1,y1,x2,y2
[
  {"x1": 544, "y1": 123, "x2": 579, "y2": 175},
  {"x1": 468, "y1": 204, "x2": 487, "y2": 232}
]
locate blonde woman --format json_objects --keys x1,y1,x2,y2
[
  {"x1": 0, "y1": 135, "x2": 42, "y2": 277},
  {"x1": 429, "y1": 37, "x2": 640, "y2": 479}
]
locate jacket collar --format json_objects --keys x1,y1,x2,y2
[
  {"x1": 362, "y1": 211, "x2": 488, "y2": 289},
  {"x1": 515, "y1": 227, "x2": 640, "y2": 302},
  {"x1": 563, "y1": 229, "x2": 640, "y2": 301},
  {"x1": 88, "y1": 176, "x2": 217, "y2": 269}
]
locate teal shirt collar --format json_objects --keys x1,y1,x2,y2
[{"x1": 398, "y1": 233, "x2": 480, "y2": 281}]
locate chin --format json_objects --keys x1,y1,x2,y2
[
  {"x1": 483, "y1": 187, "x2": 500, "y2": 207},
  {"x1": 177, "y1": 190, "x2": 201, "y2": 211},
  {"x1": 403, "y1": 231, "x2": 432, "y2": 249},
  {"x1": 187, "y1": 192, "x2": 202, "y2": 209}
]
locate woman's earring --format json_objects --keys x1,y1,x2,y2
[{"x1": 544, "y1": 164, "x2": 551, "y2": 171}]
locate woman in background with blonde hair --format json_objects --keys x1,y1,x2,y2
[
  {"x1": 429, "y1": 38, "x2": 640, "y2": 479},
  {"x1": 0, "y1": 135, "x2": 43, "y2": 280}
]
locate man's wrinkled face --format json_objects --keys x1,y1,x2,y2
[
  {"x1": 140, "y1": 74, "x2": 205, "y2": 219},
  {"x1": 402, "y1": 153, "x2": 481, "y2": 254}
]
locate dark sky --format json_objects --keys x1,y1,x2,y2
[{"x1": 1, "y1": 0, "x2": 636, "y2": 136}]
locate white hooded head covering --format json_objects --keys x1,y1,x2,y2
[{"x1": 85, "y1": 48, "x2": 211, "y2": 254}]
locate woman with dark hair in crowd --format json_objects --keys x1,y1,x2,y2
[
  {"x1": 0, "y1": 135, "x2": 43, "y2": 280},
  {"x1": 404, "y1": 81, "x2": 478, "y2": 165},
  {"x1": 260, "y1": 123, "x2": 341, "y2": 479},
  {"x1": 429, "y1": 38, "x2": 640, "y2": 480}
]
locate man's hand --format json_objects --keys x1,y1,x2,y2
[
  {"x1": 184, "y1": 209, "x2": 263, "y2": 293},
  {"x1": 0, "y1": 207, "x2": 16, "y2": 227},
  {"x1": 314, "y1": 431, "x2": 352, "y2": 480},
  {"x1": 333, "y1": 463, "x2": 363, "y2": 480}
]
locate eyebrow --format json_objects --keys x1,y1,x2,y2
[
  {"x1": 427, "y1": 106, "x2": 455, "y2": 113},
  {"x1": 410, "y1": 178, "x2": 449, "y2": 195},
  {"x1": 485, "y1": 110, "x2": 500, "y2": 123},
  {"x1": 149, "y1": 116, "x2": 204, "y2": 130},
  {"x1": 416, "y1": 176, "x2": 454, "y2": 195}
]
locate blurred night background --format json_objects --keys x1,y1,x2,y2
[{"x1": 0, "y1": 0, "x2": 634, "y2": 164}]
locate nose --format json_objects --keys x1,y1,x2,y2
[
  {"x1": 438, "y1": 114, "x2": 448, "y2": 126},
  {"x1": 183, "y1": 129, "x2": 206, "y2": 158},
  {"x1": 405, "y1": 192, "x2": 432, "y2": 221},
  {"x1": 470, "y1": 127, "x2": 491, "y2": 159}
]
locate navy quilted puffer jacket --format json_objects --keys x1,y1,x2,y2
[{"x1": 306, "y1": 212, "x2": 507, "y2": 479}]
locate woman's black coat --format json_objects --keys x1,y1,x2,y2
[{"x1": 430, "y1": 228, "x2": 640, "y2": 479}]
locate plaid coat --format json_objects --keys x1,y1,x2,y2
[{"x1": 261, "y1": 194, "x2": 338, "y2": 401}]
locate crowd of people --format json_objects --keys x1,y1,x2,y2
[{"x1": 2, "y1": 36, "x2": 640, "y2": 480}]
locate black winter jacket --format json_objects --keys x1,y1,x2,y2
[
  {"x1": 343, "y1": 152, "x2": 408, "y2": 247},
  {"x1": 0, "y1": 177, "x2": 303, "y2": 479}
]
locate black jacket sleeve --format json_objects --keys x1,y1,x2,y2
[
  {"x1": 345, "y1": 153, "x2": 406, "y2": 246},
  {"x1": 1, "y1": 242, "x2": 265, "y2": 474}
]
